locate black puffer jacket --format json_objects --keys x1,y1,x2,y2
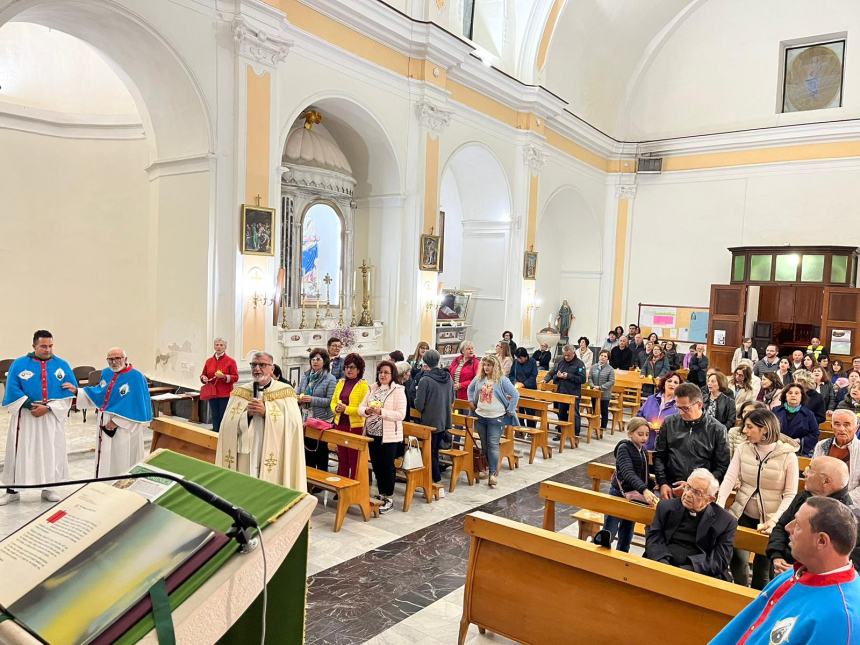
[
  {"x1": 653, "y1": 413, "x2": 730, "y2": 486},
  {"x1": 613, "y1": 440, "x2": 650, "y2": 494}
]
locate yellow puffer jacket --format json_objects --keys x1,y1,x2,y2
[{"x1": 330, "y1": 378, "x2": 370, "y2": 428}]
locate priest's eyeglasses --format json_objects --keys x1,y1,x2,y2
[
  {"x1": 249, "y1": 362, "x2": 273, "y2": 368},
  {"x1": 107, "y1": 356, "x2": 125, "y2": 362}
]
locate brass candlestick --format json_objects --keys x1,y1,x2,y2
[
  {"x1": 358, "y1": 259, "x2": 373, "y2": 326},
  {"x1": 323, "y1": 273, "x2": 333, "y2": 318},
  {"x1": 298, "y1": 306, "x2": 306, "y2": 329},
  {"x1": 313, "y1": 300, "x2": 323, "y2": 329},
  {"x1": 280, "y1": 296, "x2": 290, "y2": 329}
]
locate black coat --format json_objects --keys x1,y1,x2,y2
[
  {"x1": 544, "y1": 357, "x2": 586, "y2": 396},
  {"x1": 687, "y1": 354, "x2": 709, "y2": 387},
  {"x1": 767, "y1": 487, "x2": 860, "y2": 572},
  {"x1": 653, "y1": 414, "x2": 730, "y2": 487},
  {"x1": 805, "y1": 389, "x2": 827, "y2": 424},
  {"x1": 613, "y1": 440, "x2": 650, "y2": 494},
  {"x1": 645, "y1": 498, "x2": 737, "y2": 581},
  {"x1": 610, "y1": 346, "x2": 634, "y2": 370},
  {"x1": 532, "y1": 349, "x2": 552, "y2": 371},
  {"x1": 632, "y1": 343, "x2": 648, "y2": 369},
  {"x1": 705, "y1": 392, "x2": 736, "y2": 431},
  {"x1": 511, "y1": 357, "x2": 538, "y2": 389}
]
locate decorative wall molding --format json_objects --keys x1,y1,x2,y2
[
  {"x1": 0, "y1": 102, "x2": 144, "y2": 141},
  {"x1": 232, "y1": 15, "x2": 292, "y2": 68},
  {"x1": 355, "y1": 194, "x2": 407, "y2": 208},
  {"x1": 281, "y1": 164, "x2": 356, "y2": 197},
  {"x1": 415, "y1": 101, "x2": 453, "y2": 135},
  {"x1": 524, "y1": 143, "x2": 546, "y2": 174},
  {"x1": 145, "y1": 152, "x2": 214, "y2": 180}
]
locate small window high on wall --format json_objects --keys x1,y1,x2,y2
[
  {"x1": 301, "y1": 202, "x2": 342, "y2": 305},
  {"x1": 778, "y1": 34, "x2": 846, "y2": 113}
]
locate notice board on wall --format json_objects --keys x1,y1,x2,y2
[{"x1": 638, "y1": 303, "x2": 710, "y2": 343}]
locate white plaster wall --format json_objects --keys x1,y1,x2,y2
[
  {"x1": 0, "y1": 129, "x2": 152, "y2": 368},
  {"x1": 624, "y1": 163, "x2": 860, "y2": 326},
  {"x1": 439, "y1": 169, "x2": 464, "y2": 288},
  {"x1": 624, "y1": 0, "x2": 860, "y2": 140}
]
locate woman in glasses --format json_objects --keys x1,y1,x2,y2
[{"x1": 330, "y1": 353, "x2": 370, "y2": 479}]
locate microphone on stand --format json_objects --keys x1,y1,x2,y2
[{"x1": 6, "y1": 473, "x2": 260, "y2": 552}]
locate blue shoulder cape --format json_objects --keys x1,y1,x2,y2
[
  {"x1": 2, "y1": 354, "x2": 77, "y2": 405},
  {"x1": 83, "y1": 366, "x2": 153, "y2": 423}
]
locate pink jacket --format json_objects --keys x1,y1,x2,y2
[{"x1": 359, "y1": 382, "x2": 406, "y2": 443}]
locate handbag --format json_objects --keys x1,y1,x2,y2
[
  {"x1": 472, "y1": 446, "x2": 488, "y2": 474},
  {"x1": 401, "y1": 436, "x2": 423, "y2": 470},
  {"x1": 304, "y1": 417, "x2": 332, "y2": 452}
]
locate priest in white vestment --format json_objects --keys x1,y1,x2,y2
[
  {"x1": 1, "y1": 330, "x2": 77, "y2": 505},
  {"x1": 216, "y1": 351, "x2": 306, "y2": 490},
  {"x1": 75, "y1": 348, "x2": 152, "y2": 477}
]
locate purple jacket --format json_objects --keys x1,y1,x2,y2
[{"x1": 637, "y1": 394, "x2": 680, "y2": 451}]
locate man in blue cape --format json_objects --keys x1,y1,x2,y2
[
  {"x1": 1, "y1": 330, "x2": 77, "y2": 505},
  {"x1": 74, "y1": 347, "x2": 152, "y2": 477}
]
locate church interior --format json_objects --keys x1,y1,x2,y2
[{"x1": 2, "y1": 0, "x2": 860, "y2": 643}]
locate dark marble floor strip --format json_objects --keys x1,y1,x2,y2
[{"x1": 305, "y1": 452, "x2": 616, "y2": 644}]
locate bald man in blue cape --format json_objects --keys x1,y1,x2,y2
[{"x1": 75, "y1": 347, "x2": 152, "y2": 477}]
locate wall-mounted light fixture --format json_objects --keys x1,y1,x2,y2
[
  {"x1": 423, "y1": 281, "x2": 438, "y2": 313},
  {"x1": 248, "y1": 266, "x2": 274, "y2": 309}
]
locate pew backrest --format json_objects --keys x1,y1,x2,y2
[{"x1": 150, "y1": 417, "x2": 219, "y2": 463}]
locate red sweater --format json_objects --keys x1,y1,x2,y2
[
  {"x1": 200, "y1": 353, "x2": 239, "y2": 399},
  {"x1": 449, "y1": 355, "x2": 480, "y2": 400}
]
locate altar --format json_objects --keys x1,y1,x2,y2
[{"x1": 276, "y1": 322, "x2": 387, "y2": 383}]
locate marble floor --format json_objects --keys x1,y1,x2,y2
[{"x1": 0, "y1": 404, "x2": 624, "y2": 644}]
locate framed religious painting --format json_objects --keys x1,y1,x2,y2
[
  {"x1": 781, "y1": 39, "x2": 845, "y2": 113},
  {"x1": 241, "y1": 204, "x2": 276, "y2": 256},
  {"x1": 419, "y1": 233, "x2": 441, "y2": 272},
  {"x1": 523, "y1": 251, "x2": 538, "y2": 280}
]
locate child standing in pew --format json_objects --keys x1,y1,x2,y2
[{"x1": 602, "y1": 417, "x2": 659, "y2": 551}]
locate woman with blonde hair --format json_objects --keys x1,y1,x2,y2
[
  {"x1": 467, "y1": 354, "x2": 520, "y2": 488},
  {"x1": 717, "y1": 407, "x2": 798, "y2": 588},
  {"x1": 495, "y1": 340, "x2": 513, "y2": 377}
]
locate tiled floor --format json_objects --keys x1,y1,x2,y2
[{"x1": 0, "y1": 402, "x2": 624, "y2": 644}]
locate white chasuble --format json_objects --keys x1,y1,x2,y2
[
  {"x1": 2, "y1": 397, "x2": 70, "y2": 487},
  {"x1": 216, "y1": 381, "x2": 306, "y2": 491}
]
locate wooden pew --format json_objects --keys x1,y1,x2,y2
[
  {"x1": 517, "y1": 388, "x2": 578, "y2": 450},
  {"x1": 401, "y1": 422, "x2": 435, "y2": 511},
  {"x1": 539, "y1": 481, "x2": 769, "y2": 556},
  {"x1": 304, "y1": 426, "x2": 373, "y2": 532},
  {"x1": 513, "y1": 398, "x2": 550, "y2": 462},
  {"x1": 444, "y1": 412, "x2": 476, "y2": 491},
  {"x1": 580, "y1": 385, "x2": 604, "y2": 442},
  {"x1": 150, "y1": 417, "x2": 218, "y2": 463},
  {"x1": 459, "y1": 511, "x2": 757, "y2": 645}
]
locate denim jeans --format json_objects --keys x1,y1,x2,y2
[
  {"x1": 603, "y1": 485, "x2": 634, "y2": 552},
  {"x1": 475, "y1": 415, "x2": 504, "y2": 474}
]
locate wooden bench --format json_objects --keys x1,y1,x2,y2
[
  {"x1": 539, "y1": 482, "x2": 770, "y2": 556},
  {"x1": 459, "y1": 511, "x2": 757, "y2": 645},
  {"x1": 401, "y1": 422, "x2": 434, "y2": 511},
  {"x1": 449, "y1": 413, "x2": 516, "y2": 477},
  {"x1": 517, "y1": 388, "x2": 579, "y2": 450},
  {"x1": 444, "y1": 412, "x2": 476, "y2": 491},
  {"x1": 580, "y1": 385, "x2": 604, "y2": 442},
  {"x1": 513, "y1": 398, "x2": 550, "y2": 462},
  {"x1": 304, "y1": 426, "x2": 373, "y2": 532},
  {"x1": 150, "y1": 417, "x2": 218, "y2": 463}
]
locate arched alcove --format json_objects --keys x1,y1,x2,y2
[
  {"x1": 440, "y1": 143, "x2": 513, "y2": 353},
  {"x1": 535, "y1": 186, "x2": 603, "y2": 343},
  {"x1": 0, "y1": 1, "x2": 213, "y2": 386}
]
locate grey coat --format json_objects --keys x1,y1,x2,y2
[
  {"x1": 297, "y1": 369, "x2": 337, "y2": 421},
  {"x1": 589, "y1": 363, "x2": 616, "y2": 400},
  {"x1": 415, "y1": 368, "x2": 453, "y2": 433}
]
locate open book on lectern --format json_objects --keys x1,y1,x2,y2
[{"x1": 0, "y1": 483, "x2": 214, "y2": 644}]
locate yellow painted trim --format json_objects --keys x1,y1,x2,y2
[
  {"x1": 611, "y1": 198, "x2": 629, "y2": 325},
  {"x1": 243, "y1": 67, "x2": 272, "y2": 354},
  {"x1": 545, "y1": 128, "x2": 612, "y2": 172},
  {"x1": 424, "y1": 134, "x2": 440, "y2": 233},
  {"x1": 536, "y1": 0, "x2": 565, "y2": 72},
  {"x1": 448, "y1": 80, "x2": 519, "y2": 128},
  {"x1": 279, "y1": 0, "x2": 409, "y2": 76},
  {"x1": 662, "y1": 140, "x2": 860, "y2": 172},
  {"x1": 409, "y1": 58, "x2": 448, "y2": 89},
  {"x1": 527, "y1": 174, "x2": 539, "y2": 250}
]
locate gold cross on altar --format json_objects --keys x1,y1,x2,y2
[
  {"x1": 228, "y1": 401, "x2": 244, "y2": 420},
  {"x1": 223, "y1": 449, "x2": 235, "y2": 468},
  {"x1": 264, "y1": 453, "x2": 278, "y2": 473},
  {"x1": 323, "y1": 273, "x2": 332, "y2": 287}
]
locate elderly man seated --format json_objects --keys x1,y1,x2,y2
[
  {"x1": 767, "y1": 455, "x2": 860, "y2": 573},
  {"x1": 644, "y1": 468, "x2": 737, "y2": 580},
  {"x1": 813, "y1": 409, "x2": 860, "y2": 505}
]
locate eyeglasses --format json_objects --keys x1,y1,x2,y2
[
  {"x1": 344, "y1": 364, "x2": 359, "y2": 370},
  {"x1": 249, "y1": 362, "x2": 273, "y2": 368},
  {"x1": 676, "y1": 403, "x2": 700, "y2": 412},
  {"x1": 107, "y1": 357, "x2": 125, "y2": 362},
  {"x1": 682, "y1": 483, "x2": 710, "y2": 499}
]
